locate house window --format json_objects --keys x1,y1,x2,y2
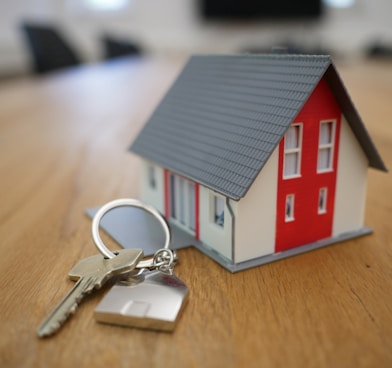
[
  {"x1": 188, "y1": 182, "x2": 196, "y2": 230},
  {"x1": 148, "y1": 165, "x2": 156, "y2": 189},
  {"x1": 213, "y1": 195, "x2": 225, "y2": 227},
  {"x1": 283, "y1": 124, "x2": 302, "y2": 178},
  {"x1": 169, "y1": 173, "x2": 196, "y2": 232},
  {"x1": 318, "y1": 188, "x2": 328, "y2": 214},
  {"x1": 285, "y1": 194, "x2": 295, "y2": 222},
  {"x1": 318, "y1": 121, "x2": 335, "y2": 172},
  {"x1": 170, "y1": 174, "x2": 176, "y2": 219},
  {"x1": 178, "y1": 177, "x2": 186, "y2": 224}
]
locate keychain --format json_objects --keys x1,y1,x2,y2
[{"x1": 91, "y1": 198, "x2": 189, "y2": 332}]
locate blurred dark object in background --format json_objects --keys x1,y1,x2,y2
[
  {"x1": 242, "y1": 42, "x2": 332, "y2": 56},
  {"x1": 366, "y1": 40, "x2": 392, "y2": 59},
  {"x1": 102, "y1": 35, "x2": 143, "y2": 60},
  {"x1": 21, "y1": 22, "x2": 81, "y2": 74},
  {"x1": 199, "y1": 0, "x2": 322, "y2": 20}
]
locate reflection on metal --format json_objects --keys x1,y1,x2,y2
[{"x1": 95, "y1": 270, "x2": 189, "y2": 331}]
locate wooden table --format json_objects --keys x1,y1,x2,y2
[{"x1": 0, "y1": 56, "x2": 391, "y2": 368}]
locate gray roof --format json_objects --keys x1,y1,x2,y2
[{"x1": 130, "y1": 54, "x2": 386, "y2": 200}]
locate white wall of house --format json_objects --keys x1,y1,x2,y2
[
  {"x1": 140, "y1": 160, "x2": 165, "y2": 214},
  {"x1": 234, "y1": 147, "x2": 279, "y2": 263},
  {"x1": 141, "y1": 159, "x2": 234, "y2": 260},
  {"x1": 199, "y1": 187, "x2": 233, "y2": 260},
  {"x1": 333, "y1": 116, "x2": 368, "y2": 235}
]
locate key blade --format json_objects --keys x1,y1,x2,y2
[{"x1": 37, "y1": 277, "x2": 94, "y2": 337}]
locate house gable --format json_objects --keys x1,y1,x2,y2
[
  {"x1": 275, "y1": 77, "x2": 342, "y2": 251},
  {"x1": 323, "y1": 65, "x2": 386, "y2": 172}
]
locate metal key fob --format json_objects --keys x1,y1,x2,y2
[{"x1": 94, "y1": 270, "x2": 189, "y2": 331}]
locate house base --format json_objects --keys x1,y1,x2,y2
[
  {"x1": 187, "y1": 226, "x2": 373, "y2": 273},
  {"x1": 87, "y1": 207, "x2": 373, "y2": 273}
]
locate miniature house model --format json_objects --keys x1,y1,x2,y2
[{"x1": 130, "y1": 54, "x2": 386, "y2": 272}]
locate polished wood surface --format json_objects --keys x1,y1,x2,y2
[{"x1": 0, "y1": 56, "x2": 391, "y2": 368}]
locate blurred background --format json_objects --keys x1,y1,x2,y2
[{"x1": 0, "y1": 0, "x2": 392, "y2": 79}]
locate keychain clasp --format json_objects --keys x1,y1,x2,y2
[{"x1": 136, "y1": 248, "x2": 178, "y2": 274}]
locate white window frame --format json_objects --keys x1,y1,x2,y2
[
  {"x1": 147, "y1": 164, "x2": 156, "y2": 190},
  {"x1": 318, "y1": 187, "x2": 328, "y2": 214},
  {"x1": 317, "y1": 120, "x2": 336, "y2": 173},
  {"x1": 211, "y1": 194, "x2": 225, "y2": 228},
  {"x1": 285, "y1": 194, "x2": 295, "y2": 222},
  {"x1": 283, "y1": 123, "x2": 303, "y2": 179},
  {"x1": 169, "y1": 173, "x2": 196, "y2": 233}
]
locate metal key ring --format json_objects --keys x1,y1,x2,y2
[{"x1": 92, "y1": 198, "x2": 171, "y2": 259}]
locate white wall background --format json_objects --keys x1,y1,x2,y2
[{"x1": 1, "y1": 0, "x2": 391, "y2": 76}]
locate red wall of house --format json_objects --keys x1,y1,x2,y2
[{"x1": 275, "y1": 77, "x2": 342, "y2": 252}]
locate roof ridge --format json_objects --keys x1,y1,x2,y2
[{"x1": 191, "y1": 53, "x2": 332, "y2": 61}]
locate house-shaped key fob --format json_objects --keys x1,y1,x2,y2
[{"x1": 95, "y1": 270, "x2": 188, "y2": 331}]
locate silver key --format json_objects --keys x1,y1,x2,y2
[{"x1": 37, "y1": 248, "x2": 143, "y2": 337}]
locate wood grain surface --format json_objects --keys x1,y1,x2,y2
[{"x1": 0, "y1": 56, "x2": 391, "y2": 368}]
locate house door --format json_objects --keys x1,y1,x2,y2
[
  {"x1": 165, "y1": 171, "x2": 199, "y2": 238},
  {"x1": 275, "y1": 78, "x2": 341, "y2": 252}
]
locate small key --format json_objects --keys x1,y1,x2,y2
[{"x1": 37, "y1": 248, "x2": 143, "y2": 338}]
